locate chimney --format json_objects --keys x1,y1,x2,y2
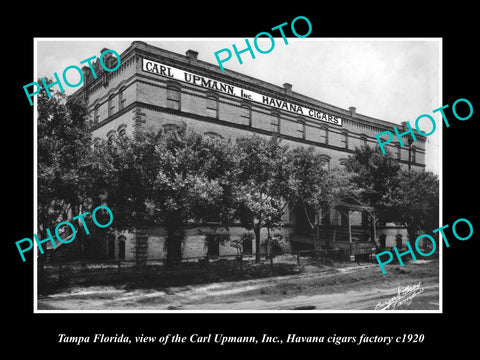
[
  {"x1": 82, "y1": 66, "x2": 92, "y2": 86},
  {"x1": 100, "y1": 48, "x2": 114, "y2": 68},
  {"x1": 349, "y1": 106, "x2": 356, "y2": 116},
  {"x1": 186, "y1": 49, "x2": 199, "y2": 61},
  {"x1": 283, "y1": 83, "x2": 292, "y2": 93}
]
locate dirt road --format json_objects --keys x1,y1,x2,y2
[{"x1": 37, "y1": 259, "x2": 439, "y2": 311}]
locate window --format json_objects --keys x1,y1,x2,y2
[
  {"x1": 319, "y1": 155, "x2": 330, "y2": 171},
  {"x1": 93, "y1": 104, "x2": 100, "y2": 124},
  {"x1": 117, "y1": 124, "x2": 127, "y2": 138},
  {"x1": 320, "y1": 126, "x2": 328, "y2": 144},
  {"x1": 360, "y1": 134, "x2": 368, "y2": 148},
  {"x1": 118, "y1": 236, "x2": 126, "y2": 260},
  {"x1": 241, "y1": 104, "x2": 252, "y2": 126},
  {"x1": 297, "y1": 120, "x2": 306, "y2": 139},
  {"x1": 206, "y1": 96, "x2": 218, "y2": 118},
  {"x1": 108, "y1": 94, "x2": 115, "y2": 116},
  {"x1": 118, "y1": 87, "x2": 126, "y2": 110},
  {"x1": 107, "y1": 130, "x2": 116, "y2": 143},
  {"x1": 271, "y1": 113, "x2": 280, "y2": 133},
  {"x1": 342, "y1": 131, "x2": 349, "y2": 149},
  {"x1": 167, "y1": 86, "x2": 180, "y2": 110},
  {"x1": 339, "y1": 158, "x2": 348, "y2": 167}
]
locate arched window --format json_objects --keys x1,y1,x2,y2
[
  {"x1": 339, "y1": 158, "x2": 348, "y2": 167},
  {"x1": 108, "y1": 94, "x2": 115, "y2": 116},
  {"x1": 107, "y1": 130, "x2": 116, "y2": 143},
  {"x1": 118, "y1": 87, "x2": 126, "y2": 110},
  {"x1": 206, "y1": 96, "x2": 218, "y2": 118},
  {"x1": 240, "y1": 104, "x2": 252, "y2": 126},
  {"x1": 118, "y1": 236, "x2": 126, "y2": 260},
  {"x1": 320, "y1": 126, "x2": 328, "y2": 144},
  {"x1": 93, "y1": 104, "x2": 100, "y2": 124},
  {"x1": 271, "y1": 112, "x2": 280, "y2": 133},
  {"x1": 411, "y1": 146, "x2": 416, "y2": 163},
  {"x1": 166, "y1": 86, "x2": 181, "y2": 110},
  {"x1": 360, "y1": 134, "x2": 368, "y2": 148},
  {"x1": 117, "y1": 124, "x2": 127, "y2": 138},
  {"x1": 342, "y1": 131, "x2": 349, "y2": 149},
  {"x1": 297, "y1": 119, "x2": 306, "y2": 139},
  {"x1": 319, "y1": 155, "x2": 330, "y2": 171}
]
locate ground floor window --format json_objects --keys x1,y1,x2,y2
[
  {"x1": 242, "y1": 236, "x2": 253, "y2": 255},
  {"x1": 107, "y1": 236, "x2": 115, "y2": 259},
  {"x1": 396, "y1": 234, "x2": 403, "y2": 249},
  {"x1": 205, "y1": 234, "x2": 220, "y2": 257},
  {"x1": 118, "y1": 236, "x2": 126, "y2": 260},
  {"x1": 207, "y1": 240, "x2": 219, "y2": 257}
]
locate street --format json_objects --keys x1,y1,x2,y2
[{"x1": 37, "y1": 259, "x2": 439, "y2": 311}]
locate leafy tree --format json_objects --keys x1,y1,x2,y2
[
  {"x1": 235, "y1": 135, "x2": 294, "y2": 262},
  {"x1": 95, "y1": 125, "x2": 238, "y2": 266},
  {"x1": 384, "y1": 170, "x2": 439, "y2": 242},
  {"x1": 344, "y1": 145, "x2": 401, "y2": 226},
  {"x1": 192, "y1": 135, "x2": 240, "y2": 229},
  {"x1": 289, "y1": 146, "x2": 359, "y2": 248},
  {"x1": 91, "y1": 130, "x2": 163, "y2": 232},
  {"x1": 37, "y1": 82, "x2": 104, "y2": 263}
]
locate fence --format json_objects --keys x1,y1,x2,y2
[
  {"x1": 40, "y1": 246, "x2": 380, "y2": 278},
  {"x1": 37, "y1": 247, "x2": 385, "y2": 294}
]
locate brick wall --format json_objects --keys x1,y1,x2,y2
[
  {"x1": 106, "y1": 224, "x2": 293, "y2": 261},
  {"x1": 79, "y1": 41, "x2": 429, "y2": 262}
]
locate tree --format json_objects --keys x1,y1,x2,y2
[
  {"x1": 384, "y1": 170, "x2": 439, "y2": 242},
  {"x1": 148, "y1": 127, "x2": 238, "y2": 265},
  {"x1": 289, "y1": 146, "x2": 359, "y2": 248},
  {"x1": 91, "y1": 130, "x2": 163, "y2": 233},
  {"x1": 95, "y1": 124, "x2": 238, "y2": 266},
  {"x1": 37, "y1": 82, "x2": 104, "y2": 263},
  {"x1": 344, "y1": 145, "x2": 401, "y2": 225},
  {"x1": 235, "y1": 135, "x2": 294, "y2": 263}
]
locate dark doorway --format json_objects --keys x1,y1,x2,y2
[
  {"x1": 396, "y1": 234, "x2": 403, "y2": 249},
  {"x1": 107, "y1": 236, "x2": 115, "y2": 259},
  {"x1": 379, "y1": 234, "x2": 386, "y2": 249},
  {"x1": 243, "y1": 236, "x2": 253, "y2": 255},
  {"x1": 295, "y1": 204, "x2": 315, "y2": 235},
  {"x1": 118, "y1": 236, "x2": 126, "y2": 260}
]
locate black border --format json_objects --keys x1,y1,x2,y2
[{"x1": 6, "y1": 6, "x2": 479, "y2": 355}]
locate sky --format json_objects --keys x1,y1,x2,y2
[{"x1": 35, "y1": 38, "x2": 441, "y2": 174}]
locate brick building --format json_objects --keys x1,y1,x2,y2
[{"x1": 72, "y1": 40, "x2": 426, "y2": 262}]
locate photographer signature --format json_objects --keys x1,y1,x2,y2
[{"x1": 375, "y1": 282, "x2": 424, "y2": 310}]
